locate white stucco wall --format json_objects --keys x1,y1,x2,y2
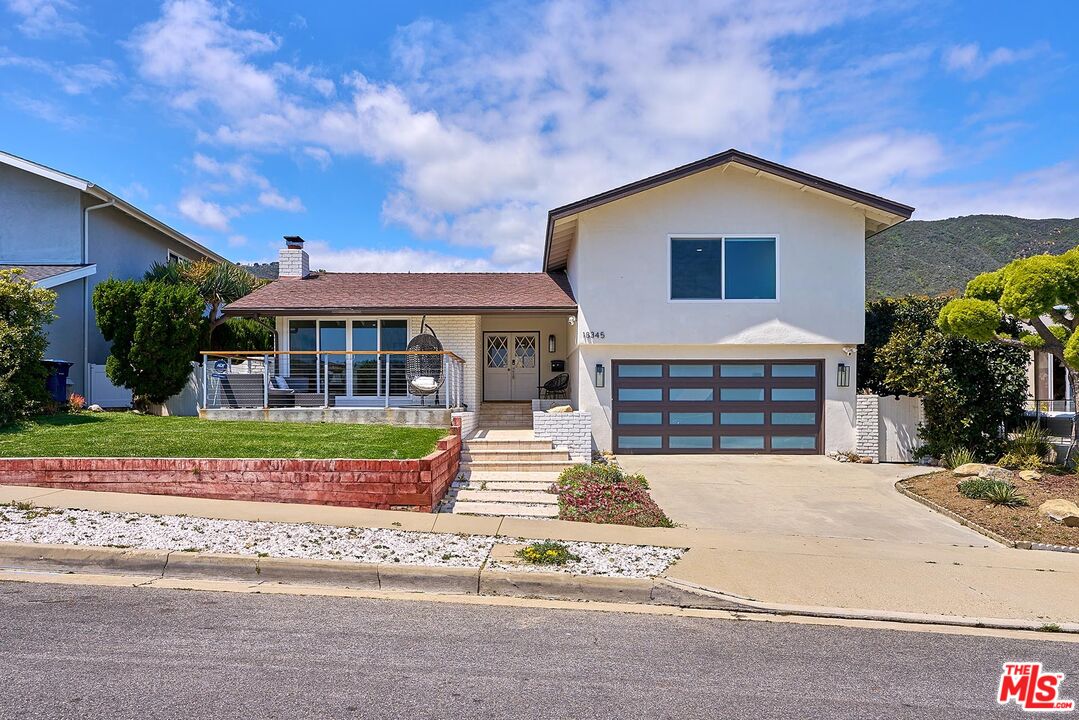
[
  {"x1": 575, "y1": 344, "x2": 856, "y2": 455},
  {"x1": 569, "y1": 165, "x2": 867, "y2": 347}
]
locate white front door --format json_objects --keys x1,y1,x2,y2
[{"x1": 484, "y1": 332, "x2": 539, "y2": 401}]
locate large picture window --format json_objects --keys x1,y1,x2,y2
[{"x1": 670, "y1": 236, "x2": 777, "y2": 300}]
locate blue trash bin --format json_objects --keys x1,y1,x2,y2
[{"x1": 42, "y1": 359, "x2": 74, "y2": 404}]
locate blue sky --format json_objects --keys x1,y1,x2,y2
[{"x1": 2, "y1": 1, "x2": 1078, "y2": 271}]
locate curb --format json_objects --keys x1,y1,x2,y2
[
  {"x1": 1, "y1": 541, "x2": 1076, "y2": 634},
  {"x1": 895, "y1": 481, "x2": 1079, "y2": 554}
]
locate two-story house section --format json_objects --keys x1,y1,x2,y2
[
  {"x1": 0, "y1": 151, "x2": 226, "y2": 402},
  {"x1": 227, "y1": 149, "x2": 913, "y2": 455}
]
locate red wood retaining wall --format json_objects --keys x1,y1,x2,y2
[{"x1": 0, "y1": 422, "x2": 461, "y2": 513}]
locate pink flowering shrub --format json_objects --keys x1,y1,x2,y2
[{"x1": 552, "y1": 464, "x2": 674, "y2": 528}]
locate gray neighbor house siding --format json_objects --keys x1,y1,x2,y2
[{"x1": 0, "y1": 158, "x2": 223, "y2": 401}]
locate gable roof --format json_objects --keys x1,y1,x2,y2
[
  {"x1": 224, "y1": 271, "x2": 577, "y2": 316},
  {"x1": 0, "y1": 150, "x2": 226, "y2": 263},
  {"x1": 543, "y1": 148, "x2": 915, "y2": 271}
]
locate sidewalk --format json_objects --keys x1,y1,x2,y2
[{"x1": 2, "y1": 484, "x2": 1078, "y2": 625}]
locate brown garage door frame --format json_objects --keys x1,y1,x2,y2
[{"x1": 612, "y1": 359, "x2": 824, "y2": 455}]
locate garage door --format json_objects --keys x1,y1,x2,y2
[{"x1": 612, "y1": 360, "x2": 823, "y2": 454}]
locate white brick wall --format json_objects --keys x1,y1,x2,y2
[
  {"x1": 533, "y1": 410, "x2": 592, "y2": 462},
  {"x1": 855, "y1": 394, "x2": 880, "y2": 461},
  {"x1": 452, "y1": 411, "x2": 478, "y2": 439},
  {"x1": 409, "y1": 315, "x2": 480, "y2": 411},
  {"x1": 279, "y1": 248, "x2": 309, "y2": 278}
]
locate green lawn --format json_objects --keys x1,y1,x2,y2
[{"x1": 0, "y1": 413, "x2": 447, "y2": 459}]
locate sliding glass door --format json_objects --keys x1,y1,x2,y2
[{"x1": 287, "y1": 318, "x2": 413, "y2": 398}]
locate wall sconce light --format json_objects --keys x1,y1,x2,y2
[
  {"x1": 837, "y1": 362, "x2": 850, "y2": 388},
  {"x1": 548, "y1": 334, "x2": 556, "y2": 353},
  {"x1": 595, "y1": 363, "x2": 605, "y2": 388}
]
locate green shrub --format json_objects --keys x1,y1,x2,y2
[
  {"x1": 556, "y1": 463, "x2": 648, "y2": 489},
  {"x1": 0, "y1": 268, "x2": 56, "y2": 426},
  {"x1": 942, "y1": 447, "x2": 976, "y2": 469},
  {"x1": 983, "y1": 482, "x2": 1029, "y2": 507},
  {"x1": 996, "y1": 452, "x2": 1044, "y2": 471},
  {"x1": 553, "y1": 464, "x2": 672, "y2": 528},
  {"x1": 957, "y1": 477, "x2": 1007, "y2": 500},
  {"x1": 515, "y1": 541, "x2": 580, "y2": 566},
  {"x1": 1007, "y1": 422, "x2": 1052, "y2": 459}
]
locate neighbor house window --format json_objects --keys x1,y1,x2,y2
[{"x1": 670, "y1": 236, "x2": 777, "y2": 300}]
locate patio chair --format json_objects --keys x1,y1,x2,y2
[
  {"x1": 220, "y1": 374, "x2": 294, "y2": 408},
  {"x1": 540, "y1": 372, "x2": 570, "y2": 399},
  {"x1": 405, "y1": 316, "x2": 446, "y2": 405}
]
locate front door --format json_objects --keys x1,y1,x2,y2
[{"x1": 484, "y1": 332, "x2": 539, "y2": 401}]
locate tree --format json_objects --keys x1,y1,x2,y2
[
  {"x1": 0, "y1": 269, "x2": 56, "y2": 424},
  {"x1": 939, "y1": 250, "x2": 1079, "y2": 462},
  {"x1": 145, "y1": 259, "x2": 266, "y2": 337},
  {"x1": 861, "y1": 295, "x2": 1028, "y2": 460},
  {"x1": 93, "y1": 279, "x2": 204, "y2": 404}
]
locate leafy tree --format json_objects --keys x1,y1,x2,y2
[
  {"x1": 93, "y1": 279, "x2": 204, "y2": 404},
  {"x1": 939, "y1": 250, "x2": 1079, "y2": 461},
  {"x1": 145, "y1": 259, "x2": 266, "y2": 337},
  {"x1": 861, "y1": 295, "x2": 1028, "y2": 460},
  {"x1": 203, "y1": 317, "x2": 273, "y2": 353},
  {"x1": 0, "y1": 269, "x2": 56, "y2": 424}
]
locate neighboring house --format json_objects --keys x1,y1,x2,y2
[
  {"x1": 0, "y1": 150, "x2": 225, "y2": 402},
  {"x1": 226, "y1": 149, "x2": 913, "y2": 455},
  {"x1": 1028, "y1": 350, "x2": 1072, "y2": 413}
]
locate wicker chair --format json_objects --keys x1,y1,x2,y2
[
  {"x1": 540, "y1": 372, "x2": 570, "y2": 399},
  {"x1": 405, "y1": 317, "x2": 445, "y2": 404}
]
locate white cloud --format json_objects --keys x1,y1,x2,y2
[
  {"x1": 119, "y1": 181, "x2": 149, "y2": 201},
  {"x1": 187, "y1": 152, "x2": 304, "y2": 217},
  {"x1": 0, "y1": 52, "x2": 118, "y2": 94},
  {"x1": 302, "y1": 146, "x2": 331, "y2": 168},
  {"x1": 943, "y1": 43, "x2": 1043, "y2": 80},
  {"x1": 177, "y1": 193, "x2": 237, "y2": 231},
  {"x1": 3, "y1": 91, "x2": 79, "y2": 128},
  {"x1": 905, "y1": 162, "x2": 1079, "y2": 220},
  {"x1": 227, "y1": 234, "x2": 248, "y2": 247},
  {"x1": 789, "y1": 132, "x2": 946, "y2": 193},
  {"x1": 303, "y1": 241, "x2": 497, "y2": 273},
  {"x1": 5, "y1": 0, "x2": 86, "y2": 39},
  {"x1": 257, "y1": 189, "x2": 304, "y2": 212}
]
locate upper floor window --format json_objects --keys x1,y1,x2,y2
[{"x1": 669, "y1": 236, "x2": 777, "y2": 301}]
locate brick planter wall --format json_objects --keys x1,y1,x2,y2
[
  {"x1": 0, "y1": 424, "x2": 462, "y2": 513},
  {"x1": 533, "y1": 410, "x2": 592, "y2": 463}
]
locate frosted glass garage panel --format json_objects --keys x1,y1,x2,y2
[
  {"x1": 618, "y1": 365, "x2": 663, "y2": 378},
  {"x1": 720, "y1": 412, "x2": 765, "y2": 425},
  {"x1": 670, "y1": 412, "x2": 713, "y2": 425},
  {"x1": 721, "y1": 364, "x2": 765, "y2": 377},
  {"x1": 618, "y1": 388, "x2": 663, "y2": 401},
  {"x1": 720, "y1": 436, "x2": 764, "y2": 449},
  {"x1": 771, "y1": 412, "x2": 816, "y2": 425},
  {"x1": 720, "y1": 388, "x2": 765, "y2": 401},
  {"x1": 618, "y1": 436, "x2": 662, "y2": 449},
  {"x1": 771, "y1": 436, "x2": 816, "y2": 450},
  {"x1": 670, "y1": 388, "x2": 714, "y2": 401},
  {"x1": 771, "y1": 388, "x2": 816, "y2": 401},
  {"x1": 669, "y1": 436, "x2": 714, "y2": 449},
  {"x1": 669, "y1": 364, "x2": 714, "y2": 377},
  {"x1": 771, "y1": 364, "x2": 816, "y2": 377},
  {"x1": 618, "y1": 412, "x2": 662, "y2": 425}
]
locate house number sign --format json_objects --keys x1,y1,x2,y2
[{"x1": 583, "y1": 331, "x2": 605, "y2": 340}]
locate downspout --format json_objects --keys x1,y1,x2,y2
[{"x1": 83, "y1": 199, "x2": 114, "y2": 403}]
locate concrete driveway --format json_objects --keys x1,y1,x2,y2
[{"x1": 617, "y1": 455, "x2": 989, "y2": 545}]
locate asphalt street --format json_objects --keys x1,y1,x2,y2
[{"x1": 0, "y1": 581, "x2": 1074, "y2": 719}]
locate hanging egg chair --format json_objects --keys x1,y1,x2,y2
[{"x1": 405, "y1": 316, "x2": 445, "y2": 404}]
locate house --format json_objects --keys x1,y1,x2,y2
[
  {"x1": 225, "y1": 149, "x2": 913, "y2": 454},
  {"x1": 0, "y1": 150, "x2": 226, "y2": 403}
]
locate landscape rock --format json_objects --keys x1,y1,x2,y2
[
  {"x1": 952, "y1": 463, "x2": 988, "y2": 476},
  {"x1": 547, "y1": 405, "x2": 574, "y2": 413},
  {"x1": 977, "y1": 466, "x2": 1014, "y2": 483},
  {"x1": 1018, "y1": 470, "x2": 1043, "y2": 482},
  {"x1": 87, "y1": 404, "x2": 104, "y2": 412},
  {"x1": 1038, "y1": 499, "x2": 1079, "y2": 525}
]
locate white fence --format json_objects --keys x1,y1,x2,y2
[
  {"x1": 856, "y1": 394, "x2": 924, "y2": 462},
  {"x1": 88, "y1": 363, "x2": 204, "y2": 416}
]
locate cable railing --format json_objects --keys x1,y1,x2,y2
[
  {"x1": 200, "y1": 350, "x2": 466, "y2": 411},
  {"x1": 1024, "y1": 398, "x2": 1076, "y2": 415}
]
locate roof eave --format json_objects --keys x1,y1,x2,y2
[{"x1": 224, "y1": 305, "x2": 579, "y2": 318}]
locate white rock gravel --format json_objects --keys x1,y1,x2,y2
[{"x1": 0, "y1": 505, "x2": 684, "y2": 578}]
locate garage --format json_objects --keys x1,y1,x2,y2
[{"x1": 612, "y1": 359, "x2": 823, "y2": 454}]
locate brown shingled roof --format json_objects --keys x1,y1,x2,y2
[
  {"x1": 224, "y1": 271, "x2": 577, "y2": 316},
  {"x1": 0, "y1": 264, "x2": 92, "y2": 283}
]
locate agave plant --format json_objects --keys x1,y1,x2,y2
[{"x1": 942, "y1": 447, "x2": 976, "y2": 470}]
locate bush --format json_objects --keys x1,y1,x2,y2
[
  {"x1": 0, "y1": 268, "x2": 56, "y2": 426},
  {"x1": 515, "y1": 541, "x2": 580, "y2": 566},
  {"x1": 941, "y1": 447, "x2": 976, "y2": 469},
  {"x1": 553, "y1": 464, "x2": 673, "y2": 528},
  {"x1": 1007, "y1": 423, "x2": 1052, "y2": 459},
  {"x1": 996, "y1": 452, "x2": 1044, "y2": 471},
  {"x1": 957, "y1": 477, "x2": 1009, "y2": 500},
  {"x1": 983, "y1": 482, "x2": 1029, "y2": 507}
]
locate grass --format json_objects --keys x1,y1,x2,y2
[{"x1": 0, "y1": 413, "x2": 447, "y2": 459}]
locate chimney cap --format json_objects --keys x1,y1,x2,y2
[{"x1": 284, "y1": 235, "x2": 304, "y2": 248}]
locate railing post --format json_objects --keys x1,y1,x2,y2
[
  {"x1": 324, "y1": 355, "x2": 330, "y2": 407},
  {"x1": 262, "y1": 354, "x2": 269, "y2": 408},
  {"x1": 201, "y1": 354, "x2": 208, "y2": 409},
  {"x1": 384, "y1": 354, "x2": 390, "y2": 408},
  {"x1": 444, "y1": 355, "x2": 450, "y2": 409}
]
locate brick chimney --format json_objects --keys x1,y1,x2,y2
[{"x1": 279, "y1": 236, "x2": 309, "y2": 279}]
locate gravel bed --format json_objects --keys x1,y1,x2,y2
[{"x1": 0, "y1": 505, "x2": 684, "y2": 577}]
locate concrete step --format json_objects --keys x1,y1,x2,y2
[
  {"x1": 463, "y1": 449, "x2": 570, "y2": 462},
  {"x1": 451, "y1": 501, "x2": 559, "y2": 518},
  {"x1": 455, "y1": 489, "x2": 557, "y2": 504},
  {"x1": 459, "y1": 470, "x2": 561, "y2": 483},
  {"x1": 462, "y1": 460, "x2": 578, "y2": 472},
  {"x1": 465, "y1": 439, "x2": 553, "y2": 450},
  {"x1": 462, "y1": 480, "x2": 557, "y2": 491}
]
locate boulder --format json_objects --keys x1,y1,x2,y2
[
  {"x1": 1038, "y1": 499, "x2": 1079, "y2": 524},
  {"x1": 87, "y1": 404, "x2": 104, "y2": 412},
  {"x1": 1018, "y1": 470, "x2": 1043, "y2": 482},
  {"x1": 978, "y1": 466, "x2": 1014, "y2": 483},
  {"x1": 952, "y1": 463, "x2": 987, "y2": 476},
  {"x1": 547, "y1": 405, "x2": 574, "y2": 413}
]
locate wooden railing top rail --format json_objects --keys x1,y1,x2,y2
[{"x1": 202, "y1": 349, "x2": 466, "y2": 363}]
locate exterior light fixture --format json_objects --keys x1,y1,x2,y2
[
  {"x1": 548, "y1": 334, "x2": 556, "y2": 353},
  {"x1": 595, "y1": 363, "x2": 605, "y2": 388},
  {"x1": 837, "y1": 362, "x2": 850, "y2": 388}
]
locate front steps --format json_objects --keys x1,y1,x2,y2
[
  {"x1": 475, "y1": 402, "x2": 534, "y2": 429},
  {"x1": 441, "y1": 430, "x2": 577, "y2": 518}
]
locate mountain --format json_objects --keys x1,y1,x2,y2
[
  {"x1": 867, "y1": 215, "x2": 1079, "y2": 299},
  {"x1": 240, "y1": 262, "x2": 280, "y2": 280}
]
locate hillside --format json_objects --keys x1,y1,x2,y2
[{"x1": 867, "y1": 215, "x2": 1079, "y2": 299}]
